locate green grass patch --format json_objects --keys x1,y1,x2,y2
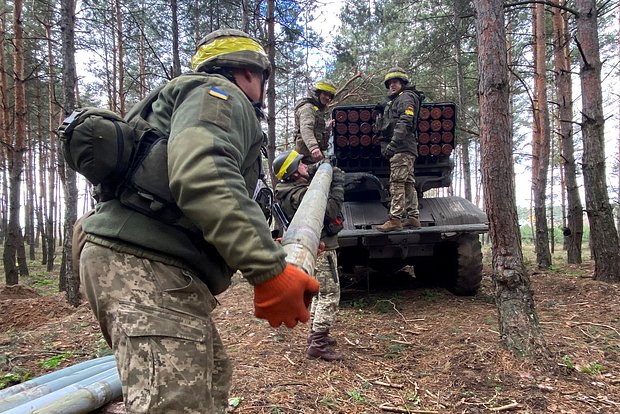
[{"x1": 40, "y1": 352, "x2": 76, "y2": 369}]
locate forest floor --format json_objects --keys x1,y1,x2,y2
[{"x1": 0, "y1": 247, "x2": 619, "y2": 413}]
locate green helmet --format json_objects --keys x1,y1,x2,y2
[
  {"x1": 383, "y1": 67, "x2": 410, "y2": 88},
  {"x1": 191, "y1": 29, "x2": 271, "y2": 76},
  {"x1": 273, "y1": 150, "x2": 303, "y2": 181},
  {"x1": 313, "y1": 79, "x2": 337, "y2": 96}
]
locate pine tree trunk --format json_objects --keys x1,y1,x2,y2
[
  {"x1": 60, "y1": 0, "x2": 80, "y2": 306},
  {"x1": 266, "y1": 0, "x2": 277, "y2": 182},
  {"x1": 171, "y1": 0, "x2": 181, "y2": 78},
  {"x1": 553, "y1": 0, "x2": 583, "y2": 264},
  {"x1": 454, "y1": 0, "x2": 472, "y2": 202},
  {"x1": 473, "y1": 0, "x2": 549, "y2": 360},
  {"x1": 575, "y1": 0, "x2": 620, "y2": 282},
  {"x1": 4, "y1": 0, "x2": 29, "y2": 284},
  {"x1": 531, "y1": 3, "x2": 552, "y2": 269}
]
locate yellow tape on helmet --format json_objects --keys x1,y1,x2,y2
[
  {"x1": 276, "y1": 150, "x2": 301, "y2": 180},
  {"x1": 191, "y1": 37, "x2": 267, "y2": 71},
  {"x1": 315, "y1": 81, "x2": 336, "y2": 94}
]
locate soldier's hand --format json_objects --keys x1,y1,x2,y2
[
  {"x1": 254, "y1": 264, "x2": 320, "y2": 328},
  {"x1": 311, "y1": 148, "x2": 324, "y2": 162},
  {"x1": 382, "y1": 145, "x2": 395, "y2": 159}
]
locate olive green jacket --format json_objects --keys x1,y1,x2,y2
[
  {"x1": 294, "y1": 96, "x2": 330, "y2": 160},
  {"x1": 380, "y1": 88, "x2": 420, "y2": 157},
  {"x1": 274, "y1": 167, "x2": 344, "y2": 250},
  {"x1": 83, "y1": 73, "x2": 287, "y2": 295}
]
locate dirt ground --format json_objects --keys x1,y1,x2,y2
[{"x1": 1, "y1": 258, "x2": 619, "y2": 413}]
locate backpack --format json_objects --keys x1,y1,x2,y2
[{"x1": 58, "y1": 84, "x2": 187, "y2": 226}]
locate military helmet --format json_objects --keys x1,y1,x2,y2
[
  {"x1": 383, "y1": 67, "x2": 410, "y2": 88},
  {"x1": 273, "y1": 149, "x2": 303, "y2": 181},
  {"x1": 191, "y1": 28, "x2": 271, "y2": 76},
  {"x1": 313, "y1": 79, "x2": 337, "y2": 97}
]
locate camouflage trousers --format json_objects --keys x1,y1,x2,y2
[
  {"x1": 389, "y1": 152, "x2": 419, "y2": 219},
  {"x1": 310, "y1": 249, "x2": 340, "y2": 332},
  {"x1": 80, "y1": 242, "x2": 232, "y2": 414}
]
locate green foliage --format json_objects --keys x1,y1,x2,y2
[
  {"x1": 95, "y1": 338, "x2": 113, "y2": 357},
  {"x1": 561, "y1": 355, "x2": 575, "y2": 370},
  {"x1": 319, "y1": 394, "x2": 338, "y2": 409},
  {"x1": 385, "y1": 342, "x2": 405, "y2": 359},
  {"x1": 0, "y1": 371, "x2": 31, "y2": 390},
  {"x1": 228, "y1": 396, "x2": 242, "y2": 409},
  {"x1": 346, "y1": 388, "x2": 366, "y2": 403},
  {"x1": 581, "y1": 362, "x2": 604, "y2": 375},
  {"x1": 40, "y1": 352, "x2": 75, "y2": 370}
]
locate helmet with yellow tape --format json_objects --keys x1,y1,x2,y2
[
  {"x1": 273, "y1": 150, "x2": 303, "y2": 181},
  {"x1": 312, "y1": 79, "x2": 337, "y2": 98},
  {"x1": 383, "y1": 67, "x2": 410, "y2": 88},
  {"x1": 191, "y1": 29, "x2": 271, "y2": 77}
]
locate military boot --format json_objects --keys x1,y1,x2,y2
[
  {"x1": 403, "y1": 217, "x2": 421, "y2": 228},
  {"x1": 307, "y1": 331, "x2": 344, "y2": 361},
  {"x1": 376, "y1": 217, "x2": 402, "y2": 232},
  {"x1": 307, "y1": 329, "x2": 337, "y2": 346}
]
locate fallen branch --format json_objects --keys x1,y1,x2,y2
[
  {"x1": 379, "y1": 403, "x2": 439, "y2": 413},
  {"x1": 489, "y1": 402, "x2": 519, "y2": 411},
  {"x1": 569, "y1": 321, "x2": 620, "y2": 337},
  {"x1": 344, "y1": 336, "x2": 371, "y2": 349},
  {"x1": 373, "y1": 380, "x2": 404, "y2": 389}
]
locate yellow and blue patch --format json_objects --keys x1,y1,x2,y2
[{"x1": 209, "y1": 87, "x2": 229, "y2": 100}]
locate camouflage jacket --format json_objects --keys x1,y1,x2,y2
[
  {"x1": 83, "y1": 73, "x2": 287, "y2": 295},
  {"x1": 380, "y1": 88, "x2": 420, "y2": 157},
  {"x1": 275, "y1": 166, "x2": 344, "y2": 250},
  {"x1": 294, "y1": 96, "x2": 330, "y2": 159}
]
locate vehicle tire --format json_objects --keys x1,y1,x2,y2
[{"x1": 447, "y1": 234, "x2": 483, "y2": 296}]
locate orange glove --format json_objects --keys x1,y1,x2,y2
[{"x1": 254, "y1": 264, "x2": 320, "y2": 328}]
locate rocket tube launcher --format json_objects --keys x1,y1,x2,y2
[{"x1": 280, "y1": 162, "x2": 333, "y2": 276}]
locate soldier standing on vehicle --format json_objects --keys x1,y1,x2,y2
[
  {"x1": 294, "y1": 80, "x2": 337, "y2": 163},
  {"x1": 77, "y1": 29, "x2": 319, "y2": 413},
  {"x1": 376, "y1": 67, "x2": 422, "y2": 232},
  {"x1": 273, "y1": 149, "x2": 346, "y2": 361}
]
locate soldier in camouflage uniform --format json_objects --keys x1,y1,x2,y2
[
  {"x1": 77, "y1": 29, "x2": 319, "y2": 413},
  {"x1": 273, "y1": 150, "x2": 345, "y2": 361},
  {"x1": 376, "y1": 67, "x2": 422, "y2": 232},
  {"x1": 294, "y1": 80, "x2": 337, "y2": 164}
]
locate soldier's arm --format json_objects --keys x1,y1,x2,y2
[
  {"x1": 298, "y1": 103, "x2": 320, "y2": 152},
  {"x1": 391, "y1": 93, "x2": 418, "y2": 147}
]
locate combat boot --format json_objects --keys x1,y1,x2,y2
[
  {"x1": 307, "y1": 329, "x2": 337, "y2": 346},
  {"x1": 376, "y1": 217, "x2": 402, "y2": 232},
  {"x1": 307, "y1": 331, "x2": 344, "y2": 361},
  {"x1": 403, "y1": 217, "x2": 421, "y2": 228}
]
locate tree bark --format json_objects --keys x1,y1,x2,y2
[
  {"x1": 266, "y1": 0, "x2": 277, "y2": 186},
  {"x1": 575, "y1": 0, "x2": 620, "y2": 282},
  {"x1": 454, "y1": 0, "x2": 472, "y2": 202},
  {"x1": 552, "y1": 0, "x2": 582, "y2": 263},
  {"x1": 473, "y1": 0, "x2": 549, "y2": 360},
  {"x1": 60, "y1": 0, "x2": 80, "y2": 306},
  {"x1": 531, "y1": 3, "x2": 552, "y2": 269},
  {"x1": 4, "y1": 0, "x2": 29, "y2": 284}
]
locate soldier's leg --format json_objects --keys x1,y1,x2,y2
[
  {"x1": 307, "y1": 250, "x2": 343, "y2": 361},
  {"x1": 404, "y1": 154, "x2": 419, "y2": 218},
  {"x1": 211, "y1": 327, "x2": 233, "y2": 413},
  {"x1": 311, "y1": 250, "x2": 341, "y2": 332},
  {"x1": 389, "y1": 153, "x2": 409, "y2": 219},
  {"x1": 80, "y1": 242, "x2": 225, "y2": 414}
]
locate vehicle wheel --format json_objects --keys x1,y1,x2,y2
[{"x1": 447, "y1": 234, "x2": 483, "y2": 296}]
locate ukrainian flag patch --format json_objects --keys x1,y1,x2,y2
[{"x1": 209, "y1": 87, "x2": 229, "y2": 100}]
